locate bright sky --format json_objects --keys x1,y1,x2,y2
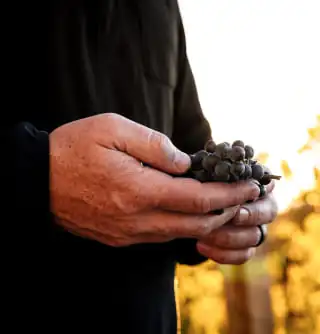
[{"x1": 179, "y1": 0, "x2": 320, "y2": 211}]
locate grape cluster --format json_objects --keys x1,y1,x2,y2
[{"x1": 188, "y1": 139, "x2": 281, "y2": 199}]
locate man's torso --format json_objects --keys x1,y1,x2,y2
[{"x1": 9, "y1": 1, "x2": 186, "y2": 333}]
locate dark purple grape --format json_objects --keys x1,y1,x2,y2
[
  {"x1": 260, "y1": 172, "x2": 272, "y2": 185},
  {"x1": 201, "y1": 154, "x2": 220, "y2": 172},
  {"x1": 214, "y1": 161, "x2": 231, "y2": 178},
  {"x1": 244, "y1": 145, "x2": 254, "y2": 159},
  {"x1": 232, "y1": 140, "x2": 245, "y2": 148},
  {"x1": 251, "y1": 163, "x2": 264, "y2": 180},
  {"x1": 226, "y1": 147, "x2": 233, "y2": 160},
  {"x1": 190, "y1": 150, "x2": 208, "y2": 171},
  {"x1": 206, "y1": 172, "x2": 216, "y2": 182},
  {"x1": 230, "y1": 161, "x2": 245, "y2": 178},
  {"x1": 229, "y1": 146, "x2": 246, "y2": 161},
  {"x1": 215, "y1": 143, "x2": 230, "y2": 159},
  {"x1": 214, "y1": 173, "x2": 230, "y2": 182},
  {"x1": 229, "y1": 173, "x2": 240, "y2": 182},
  {"x1": 204, "y1": 140, "x2": 216, "y2": 153},
  {"x1": 193, "y1": 170, "x2": 210, "y2": 183},
  {"x1": 242, "y1": 164, "x2": 252, "y2": 179}
]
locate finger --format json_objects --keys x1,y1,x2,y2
[
  {"x1": 57, "y1": 206, "x2": 238, "y2": 247},
  {"x1": 150, "y1": 174, "x2": 260, "y2": 214},
  {"x1": 200, "y1": 225, "x2": 261, "y2": 249},
  {"x1": 265, "y1": 179, "x2": 275, "y2": 193},
  {"x1": 137, "y1": 205, "x2": 240, "y2": 239},
  {"x1": 262, "y1": 165, "x2": 276, "y2": 194},
  {"x1": 231, "y1": 193, "x2": 278, "y2": 226},
  {"x1": 98, "y1": 113, "x2": 191, "y2": 175},
  {"x1": 196, "y1": 243, "x2": 256, "y2": 265},
  {"x1": 96, "y1": 148, "x2": 258, "y2": 215}
]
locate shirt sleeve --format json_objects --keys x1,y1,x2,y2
[
  {"x1": 170, "y1": 6, "x2": 212, "y2": 266},
  {"x1": 4, "y1": 121, "x2": 51, "y2": 241}
]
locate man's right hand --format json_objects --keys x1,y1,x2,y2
[{"x1": 49, "y1": 113, "x2": 260, "y2": 247}]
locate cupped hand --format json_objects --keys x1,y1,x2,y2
[{"x1": 196, "y1": 181, "x2": 278, "y2": 264}]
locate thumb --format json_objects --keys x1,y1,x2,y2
[{"x1": 104, "y1": 114, "x2": 191, "y2": 174}]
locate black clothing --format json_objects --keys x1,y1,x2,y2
[{"x1": 5, "y1": 1, "x2": 211, "y2": 333}]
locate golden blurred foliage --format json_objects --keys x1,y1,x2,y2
[
  {"x1": 176, "y1": 116, "x2": 320, "y2": 334},
  {"x1": 298, "y1": 115, "x2": 320, "y2": 153},
  {"x1": 176, "y1": 261, "x2": 228, "y2": 334},
  {"x1": 256, "y1": 152, "x2": 270, "y2": 165},
  {"x1": 281, "y1": 160, "x2": 293, "y2": 179}
]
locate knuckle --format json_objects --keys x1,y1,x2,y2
[
  {"x1": 252, "y1": 208, "x2": 261, "y2": 225},
  {"x1": 148, "y1": 130, "x2": 167, "y2": 148},
  {"x1": 196, "y1": 214, "x2": 224, "y2": 238},
  {"x1": 232, "y1": 182, "x2": 258, "y2": 204},
  {"x1": 97, "y1": 113, "x2": 122, "y2": 138},
  {"x1": 147, "y1": 129, "x2": 160, "y2": 145},
  {"x1": 269, "y1": 197, "x2": 279, "y2": 222},
  {"x1": 105, "y1": 112, "x2": 117, "y2": 119},
  {"x1": 159, "y1": 133, "x2": 172, "y2": 149},
  {"x1": 104, "y1": 112, "x2": 121, "y2": 125},
  {"x1": 148, "y1": 131, "x2": 176, "y2": 162},
  {"x1": 195, "y1": 220, "x2": 213, "y2": 238},
  {"x1": 249, "y1": 205, "x2": 262, "y2": 225},
  {"x1": 194, "y1": 196, "x2": 212, "y2": 214}
]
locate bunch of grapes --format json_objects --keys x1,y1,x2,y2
[{"x1": 188, "y1": 139, "x2": 281, "y2": 201}]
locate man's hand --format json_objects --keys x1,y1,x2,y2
[
  {"x1": 50, "y1": 113, "x2": 260, "y2": 247},
  {"x1": 196, "y1": 181, "x2": 278, "y2": 264}
]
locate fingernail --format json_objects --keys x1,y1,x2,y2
[
  {"x1": 238, "y1": 207, "x2": 249, "y2": 224},
  {"x1": 249, "y1": 181, "x2": 260, "y2": 201}
]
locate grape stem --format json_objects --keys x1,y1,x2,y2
[{"x1": 268, "y1": 174, "x2": 282, "y2": 180}]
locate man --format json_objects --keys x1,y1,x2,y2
[{"x1": 5, "y1": 1, "x2": 277, "y2": 333}]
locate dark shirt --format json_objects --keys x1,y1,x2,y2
[{"x1": 4, "y1": 1, "x2": 212, "y2": 333}]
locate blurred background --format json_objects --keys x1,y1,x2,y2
[{"x1": 176, "y1": 1, "x2": 320, "y2": 333}]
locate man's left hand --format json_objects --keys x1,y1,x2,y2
[{"x1": 196, "y1": 181, "x2": 278, "y2": 265}]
